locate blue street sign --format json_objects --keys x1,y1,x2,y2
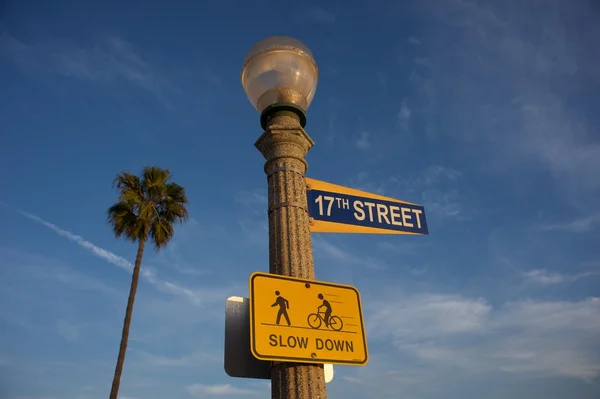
[{"x1": 306, "y1": 178, "x2": 429, "y2": 235}]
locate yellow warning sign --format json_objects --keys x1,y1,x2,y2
[{"x1": 248, "y1": 272, "x2": 369, "y2": 366}]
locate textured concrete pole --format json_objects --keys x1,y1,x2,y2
[{"x1": 255, "y1": 112, "x2": 327, "y2": 399}]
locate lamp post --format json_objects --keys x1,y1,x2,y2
[{"x1": 241, "y1": 37, "x2": 326, "y2": 399}]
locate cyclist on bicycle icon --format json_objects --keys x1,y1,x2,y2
[
  {"x1": 307, "y1": 293, "x2": 343, "y2": 331},
  {"x1": 317, "y1": 293, "x2": 332, "y2": 327}
]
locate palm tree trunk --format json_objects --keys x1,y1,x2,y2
[{"x1": 109, "y1": 236, "x2": 146, "y2": 399}]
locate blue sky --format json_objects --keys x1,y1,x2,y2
[{"x1": 1, "y1": 0, "x2": 599, "y2": 398}]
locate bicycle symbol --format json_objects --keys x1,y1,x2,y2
[{"x1": 307, "y1": 310, "x2": 344, "y2": 331}]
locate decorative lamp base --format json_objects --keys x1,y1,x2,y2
[{"x1": 260, "y1": 103, "x2": 307, "y2": 130}]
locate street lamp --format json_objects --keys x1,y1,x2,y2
[
  {"x1": 242, "y1": 36, "x2": 319, "y2": 129},
  {"x1": 242, "y1": 36, "x2": 327, "y2": 399}
]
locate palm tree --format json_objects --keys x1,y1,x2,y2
[{"x1": 107, "y1": 166, "x2": 189, "y2": 399}]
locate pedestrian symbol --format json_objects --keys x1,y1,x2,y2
[
  {"x1": 272, "y1": 291, "x2": 291, "y2": 326},
  {"x1": 249, "y1": 272, "x2": 369, "y2": 366}
]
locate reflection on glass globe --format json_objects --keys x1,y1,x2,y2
[{"x1": 241, "y1": 36, "x2": 319, "y2": 114}]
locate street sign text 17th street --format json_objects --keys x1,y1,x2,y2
[
  {"x1": 249, "y1": 272, "x2": 369, "y2": 366},
  {"x1": 306, "y1": 177, "x2": 429, "y2": 235}
]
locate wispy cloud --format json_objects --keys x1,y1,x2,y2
[
  {"x1": 408, "y1": 266, "x2": 428, "y2": 276},
  {"x1": 355, "y1": 131, "x2": 371, "y2": 150},
  {"x1": 368, "y1": 293, "x2": 491, "y2": 341},
  {"x1": 302, "y1": 7, "x2": 336, "y2": 24},
  {"x1": 152, "y1": 241, "x2": 212, "y2": 277},
  {"x1": 414, "y1": 56, "x2": 431, "y2": 68},
  {"x1": 235, "y1": 189, "x2": 268, "y2": 217},
  {"x1": 6, "y1": 397, "x2": 55, "y2": 399},
  {"x1": 376, "y1": 242, "x2": 428, "y2": 275},
  {"x1": 397, "y1": 98, "x2": 411, "y2": 130},
  {"x1": 0, "y1": 32, "x2": 180, "y2": 102},
  {"x1": 313, "y1": 237, "x2": 386, "y2": 270},
  {"x1": 346, "y1": 171, "x2": 387, "y2": 196},
  {"x1": 367, "y1": 290, "x2": 600, "y2": 381},
  {"x1": 186, "y1": 383, "x2": 259, "y2": 396},
  {"x1": 540, "y1": 213, "x2": 600, "y2": 233},
  {"x1": 341, "y1": 376, "x2": 364, "y2": 384},
  {"x1": 420, "y1": 165, "x2": 461, "y2": 184},
  {"x1": 408, "y1": 36, "x2": 422, "y2": 45},
  {"x1": 341, "y1": 166, "x2": 463, "y2": 219},
  {"x1": 376, "y1": 241, "x2": 422, "y2": 255},
  {"x1": 1, "y1": 246, "x2": 121, "y2": 298},
  {"x1": 421, "y1": 189, "x2": 461, "y2": 218},
  {"x1": 523, "y1": 269, "x2": 566, "y2": 285},
  {"x1": 129, "y1": 349, "x2": 219, "y2": 368},
  {"x1": 405, "y1": 0, "x2": 600, "y2": 206},
  {"x1": 55, "y1": 319, "x2": 81, "y2": 343},
  {"x1": 19, "y1": 211, "x2": 133, "y2": 271},
  {"x1": 523, "y1": 268, "x2": 599, "y2": 285},
  {"x1": 391, "y1": 165, "x2": 463, "y2": 219},
  {"x1": 16, "y1": 209, "x2": 215, "y2": 305}
]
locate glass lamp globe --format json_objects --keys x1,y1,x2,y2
[{"x1": 241, "y1": 36, "x2": 319, "y2": 122}]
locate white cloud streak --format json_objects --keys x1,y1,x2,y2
[
  {"x1": 341, "y1": 376, "x2": 364, "y2": 384},
  {"x1": 397, "y1": 98, "x2": 411, "y2": 130},
  {"x1": 523, "y1": 268, "x2": 600, "y2": 285},
  {"x1": 186, "y1": 383, "x2": 258, "y2": 396},
  {"x1": 313, "y1": 237, "x2": 387, "y2": 270},
  {"x1": 355, "y1": 131, "x2": 371, "y2": 150},
  {"x1": 391, "y1": 165, "x2": 463, "y2": 219},
  {"x1": 408, "y1": 36, "x2": 422, "y2": 45},
  {"x1": 235, "y1": 189, "x2": 268, "y2": 217},
  {"x1": 405, "y1": 0, "x2": 600, "y2": 207},
  {"x1": 19, "y1": 211, "x2": 133, "y2": 271},
  {"x1": 55, "y1": 319, "x2": 80, "y2": 343},
  {"x1": 366, "y1": 291, "x2": 600, "y2": 381},
  {"x1": 540, "y1": 213, "x2": 600, "y2": 233},
  {"x1": 17, "y1": 210, "x2": 210, "y2": 305},
  {"x1": 368, "y1": 293, "x2": 491, "y2": 341},
  {"x1": 347, "y1": 171, "x2": 387, "y2": 196},
  {"x1": 303, "y1": 7, "x2": 336, "y2": 24},
  {"x1": 523, "y1": 269, "x2": 566, "y2": 284},
  {"x1": 0, "y1": 32, "x2": 180, "y2": 102},
  {"x1": 129, "y1": 349, "x2": 219, "y2": 368}
]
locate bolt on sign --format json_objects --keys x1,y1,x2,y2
[
  {"x1": 305, "y1": 177, "x2": 429, "y2": 235},
  {"x1": 248, "y1": 272, "x2": 369, "y2": 366}
]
